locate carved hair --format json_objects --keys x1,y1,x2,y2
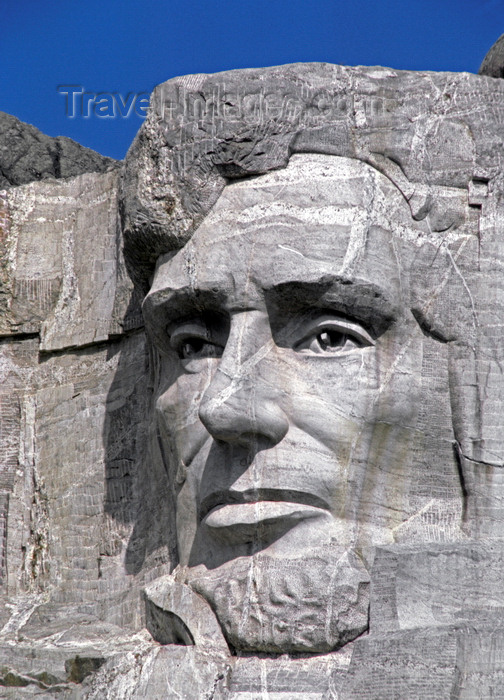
[{"x1": 120, "y1": 65, "x2": 473, "y2": 291}]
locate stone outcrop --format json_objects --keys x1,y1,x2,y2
[
  {"x1": 0, "y1": 111, "x2": 117, "y2": 189},
  {"x1": 479, "y1": 33, "x2": 504, "y2": 78}
]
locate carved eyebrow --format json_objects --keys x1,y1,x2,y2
[
  {"x1": 143, "y1": 275, "x2": 399, "y2": 340},
  {"x1": 264, "y1": 276, "x2": 398, "y2": 337},
  {"x1": 143, "y1": 286, "x2": 227, "y2": 330}
]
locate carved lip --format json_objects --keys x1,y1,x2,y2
[
  {"x1": 199, "y1": 488, "x2": 329, "y2": 522},
  {"x1": 200, "y1": 493, "x2": 330, "y2": 545}
]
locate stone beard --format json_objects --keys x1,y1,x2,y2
[{"x1": 142, "y1": 154, "x2": 463, "y2": 654}]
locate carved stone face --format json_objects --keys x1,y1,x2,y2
[{"x1": 143, "y1": 154, "x2": 459, "y2": 652}]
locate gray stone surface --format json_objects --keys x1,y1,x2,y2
[
  {"x1": 0, "y1": 111, "x2": 117, "y2": 189},
  {"x1": 0, "y1": 170, "x2": 142, "y2": 346},
  {"x1": 479, "y1": 33, "x2": 504, "y2": 78},
  {"x1": 2, "y1": 59, "x2": 504, "y2": 697}
]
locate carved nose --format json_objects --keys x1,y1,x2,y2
[
  {"x1": 198, "y1": 368, "x2": 289, "y2": 447},
  {"x1": 198, "y1": 319, "x2": 289, "y2": 448}
]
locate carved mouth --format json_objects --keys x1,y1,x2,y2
[
  {"x1": 199, "y1": 490, "x2": 330, "y2": 545},
  {"x1": 199, "y1": 488, "x2": 329, "y2": 522}
]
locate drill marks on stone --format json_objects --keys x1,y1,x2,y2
[
  {"x1": 3, "y1": 171, "x2": 133, "y2": 351},
  {"x1": 0, "y1": 493, "x2": 9, "y2": 584},
  {"x1": 0, "y1": 191, "x2": 15, "y2": 335},
  {"x1": 392, "y1": 498, "x2": 466, "y2": 544},
  {"x1": 0, "y1": 393, "x2": 20, "y2": 493},
  {"x1": 13, "y1": 278, "x2": 61, "y2": 314},
  {"x1": 104, "y1": 459, "x2": 135, "y2": 522},
  {"x1": 445, "y1": 246, "x2": 479, "y2": 336},
  {"x1": 0, "y1": 190, "x2": 8, "y2": 230}
]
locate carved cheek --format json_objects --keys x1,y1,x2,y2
[
  {"x1": 286, "y1": 330, "x2": 422, "y2": 457},
  {"x1": 155, "y1": 360, "x2": 216, "y2": 467},
  {"x1": 286, "y1": 352, "x2": 380, "y2": 432},
  {"x1": 372, "y1": 324, "x2": 424, "y2": 426}
]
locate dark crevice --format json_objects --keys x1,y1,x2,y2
[
  {"x1": 65, "y1": 656, "x2": 106, "y2": 684},
  {"x1": 144, "y1": 599, "x2": 195, "y2": 646},
  {"x1": 37, "y1": 327, "x2": 144, "y2": 361},
  {"x1": 472, "y1": 176, "x2": 490, "y2": 185},
  {"x1": 411, "y1": 308, "x2": 451, "y2": 344},
  {"x1": 0, "y1": 331, "x2": 39, "y2": 344},
  {"x1": 452, "y1": 441, "x2": 468, "y2": 523},
  {"x1": 50, "y1": 141, "x2": 62, "y2": 179},
  {"x1": 457, "y1": 451, "x2": 504, "y2": 470}
]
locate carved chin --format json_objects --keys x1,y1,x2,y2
[{"x1": 184, "y1": 547, "x2": 370, "y2": 654}]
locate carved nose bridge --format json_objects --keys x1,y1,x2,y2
[{"x1": 198, "y1": 312, "x2": 289, "y2": 446}]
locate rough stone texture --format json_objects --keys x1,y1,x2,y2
[
  {"x1": 3, "y1": 56, "x2": 504, "y2": 698},
  {"x1": 0, "y1": 161, "x2": 149, "y2": 697},
  {"x1": 479, "y1": 33, "x2": 504, "y2": 78},
  {"x1": 0, "y1": 171, "x2": 142, "y2": 345},
  {"x1": 0, "y1": 111, "x2": 118, "y2": 189}
]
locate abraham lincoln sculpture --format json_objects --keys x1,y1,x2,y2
[{"x1": 1, "y1": 57, "x2": 504, "y2": 697}]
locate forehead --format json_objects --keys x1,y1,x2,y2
[{"x1": 149, "y1": 154, "x2": 417, "y2": 303}]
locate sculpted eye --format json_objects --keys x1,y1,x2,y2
[
  {"x1": 169, "y1": 322, "x2": 224, "y2": 361},
  {"x1": 294, "y1": 316, "x2": 374, "y2": 356},
  {"x1": 177, "y1": 338, "x2": 222, "y2": 360},
  {"x1": 309, "y1": 329, "x2": 349, "y2": 353}
]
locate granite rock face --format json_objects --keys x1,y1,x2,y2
[
  {"x1": 479, "y1": 33, "x2": 504, "y2": 78},
  {"x1": 0, "y1": 111, "x2": 117, "y2": 189},
  {"x1": 2, "y1": 57, "x2": 504, "y2": 698}
]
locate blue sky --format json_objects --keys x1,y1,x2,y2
[{"x1": 2, "y1": 0, "x2": 503, "y2": 160}]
